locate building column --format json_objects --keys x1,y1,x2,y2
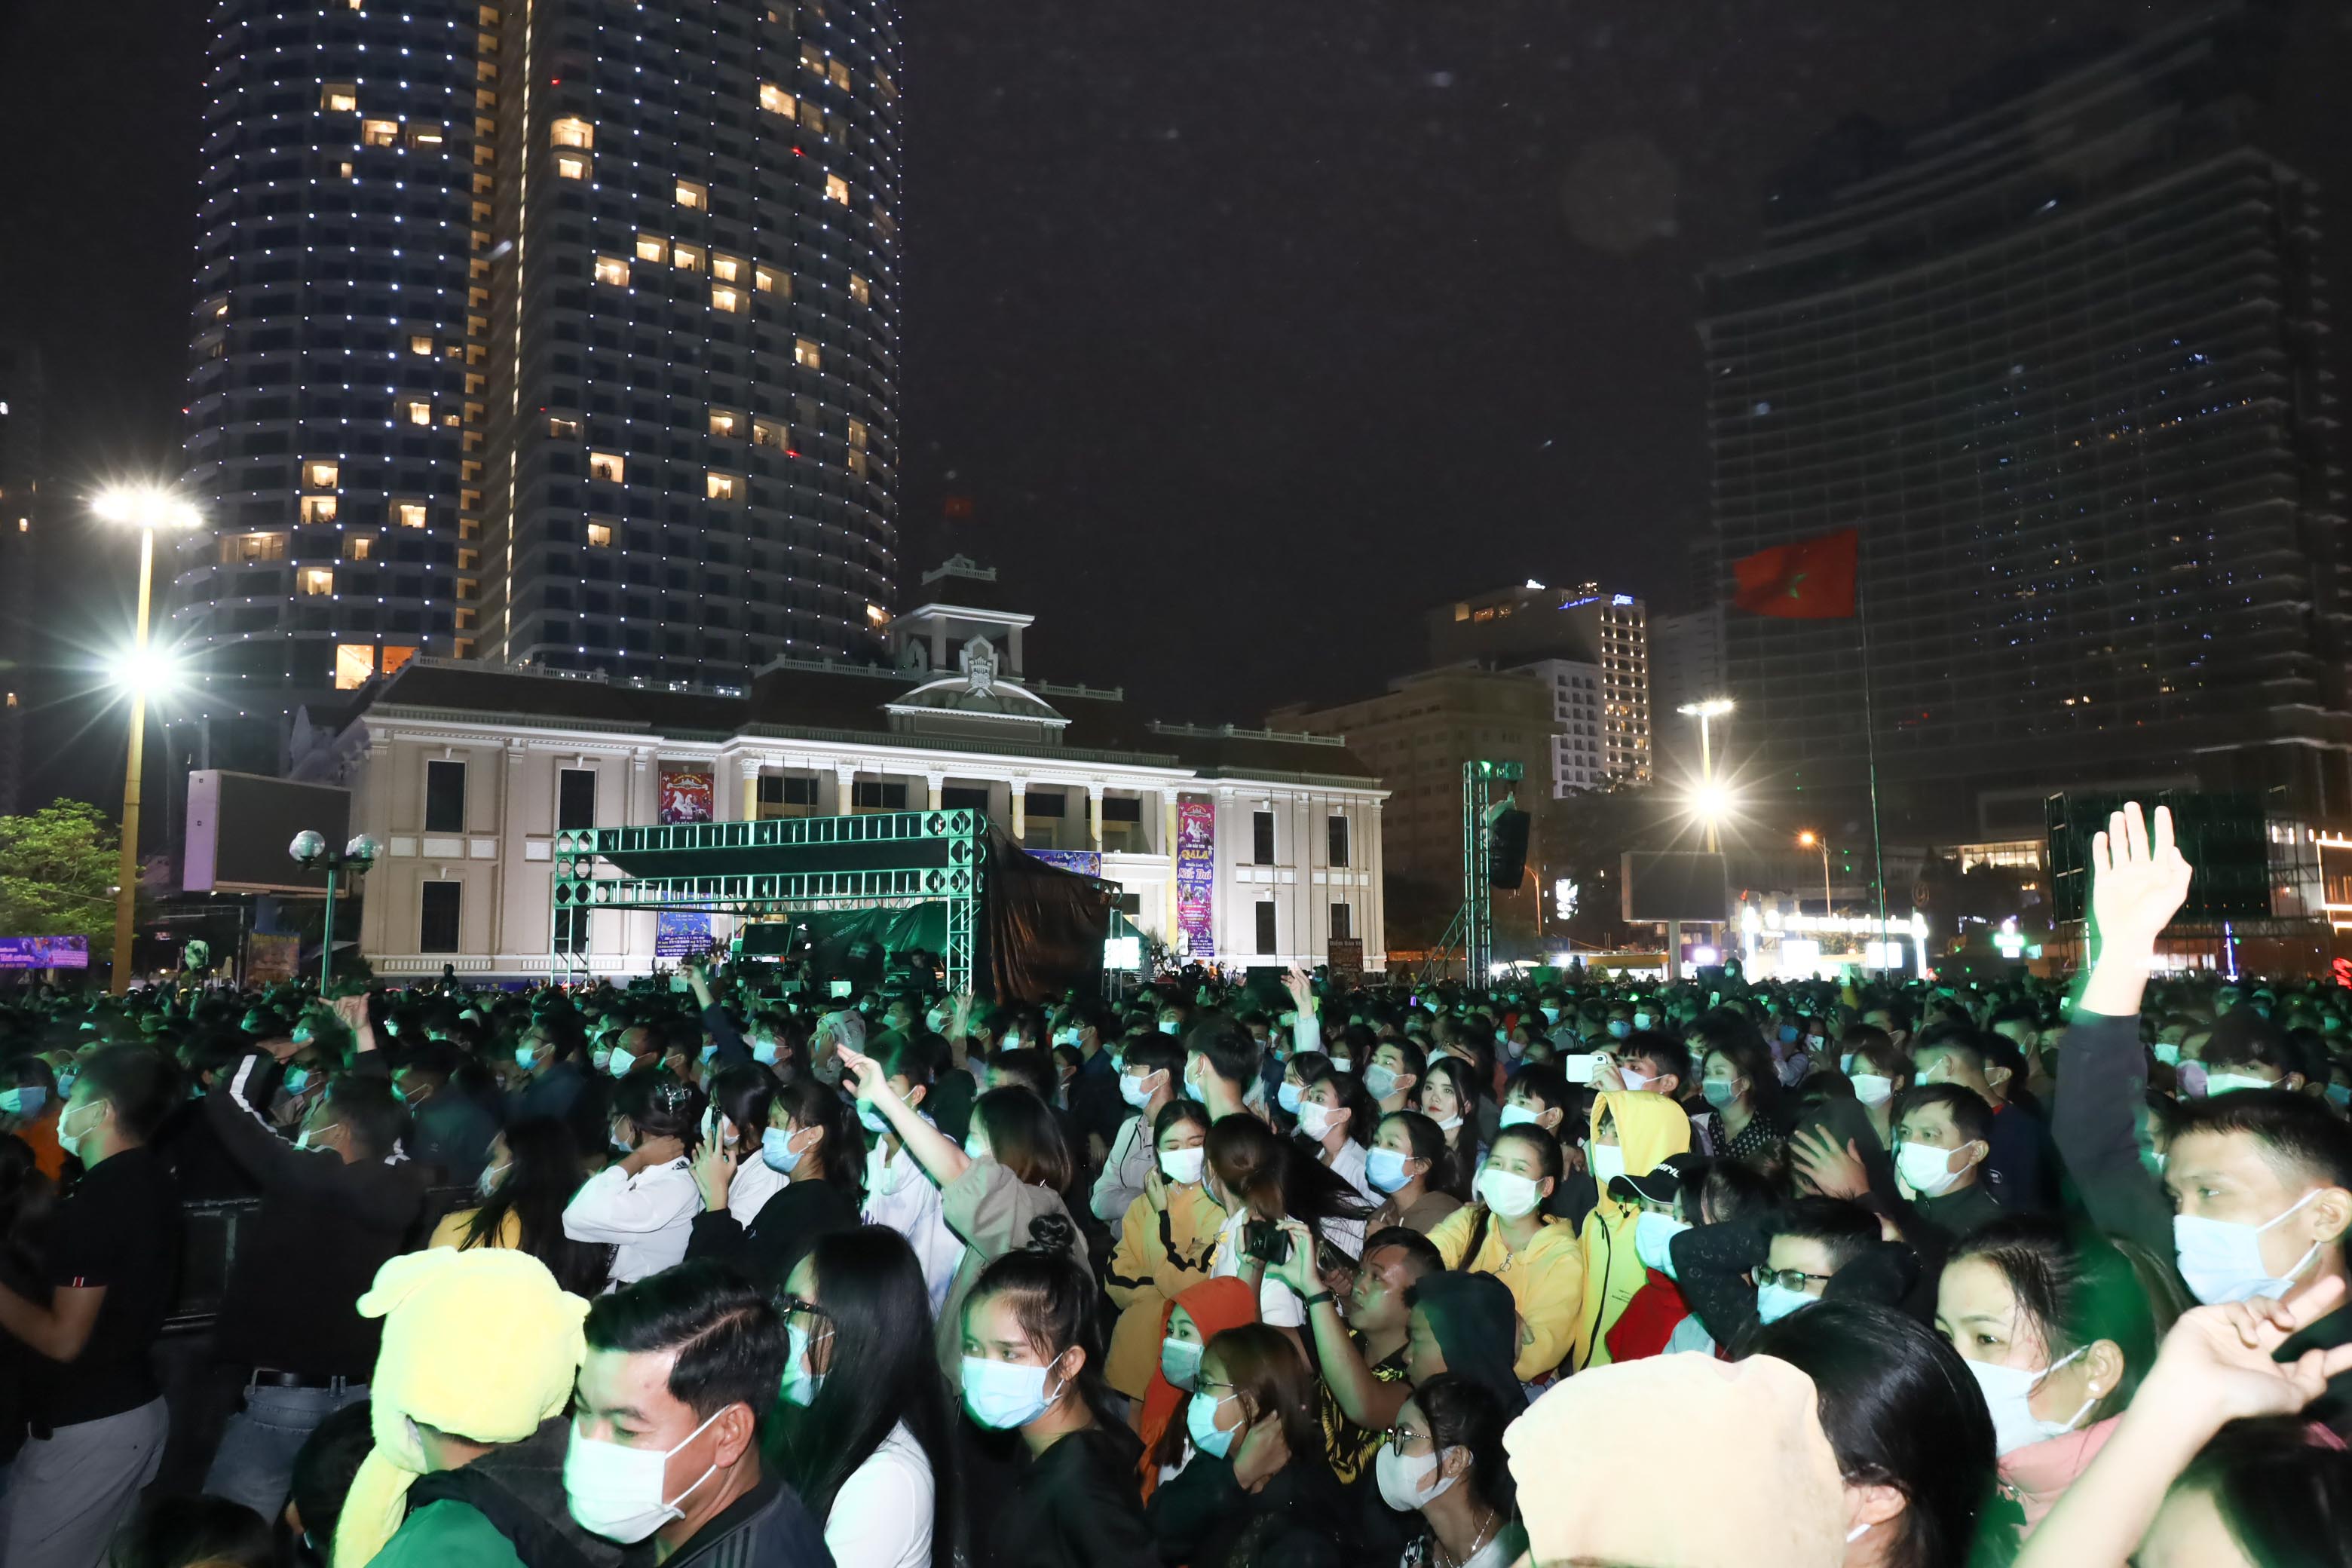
[
  {"x1": 1011, "y1": 776, "x2": 1029, "y2": 841},
  {"x1": 737, "y1": 759, "x2": 761, "y2": 822},
  {"x1": 1163, "y1": 789, "x2": 1180, "y2": 946},
  {"x1": 1087, "y1": 782, "x2": 1104, "y2": 850},
  {"x1": 498, "y1": 740, "x2": 525, "y2": 965},
  {"x1": 833, "y1": 764, "x2": 857, "y2": 816},
  {"x1": 1367, "y1": 792, "x2": 1387, "y2": 966},
  {"x1": 1216, "y1": 786, "x2": 1236, "y2": 961},
  {"x1": 926, "y1": 771, "x2": 945, "y2": 811},
  {"x1": 628, "y1": 749, "x2": 657, "y2": 968}
]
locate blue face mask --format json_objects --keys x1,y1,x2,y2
[
  {"x1": 0, "y1": 1086, "x2": 45, "y2": 1116},
  {"x1": 2329, "y1": 1083, "x2": 2351, "y2": 1108},
  {"x1": 781, "y1": 1320, "x2": 824, "y2": 1407},
  {"x1": 282, "y1": 1067, "x2": 311, "y2": 1095},
  {"x1": 514, "y1": 1046, "x2": 539, "y2": 1070},
  {"x1": 761, "y1": 1125, "x2": 805, "y2": 1173},
  {"x1": 751, "y1": 1037, "x2": 780, "y2": 1066},
  {"x1": 54, "y1": 1071, "x2": 76, "y2": 1098},
  {"x1": 961, "y1": 1355, "x2": 1058, "y2": 1429},
  {"x1": 1186, "y1": 1389, "x2": 1239, "y2": 1459},
  {"x1": 1276, "y1": 1081, "x2": 1304, "y2": 1114},
  {"x1": 1365, "y1": 1147, "x2": 1415, "y2": 1194},
  {"x1": 700, "y1": 1044, "x2": 718, "y2": 1064},
  {"x1": 1607, "y1": 1020, "x2": 1632, "y2": 1040},
  {"x1": 1756, "y1": 1282, "x2": 1815, "y2": 1324},
  {"x1": 1778, "y1": 1024, "x2": 1801, "y2": 1046}
]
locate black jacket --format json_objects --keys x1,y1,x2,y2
[
  {"x1": 205, "y1": 1055, "x2": 427, "y2": 1378},
  {"x1": 979, "y1": 1425, "x2": 1152, "y2": 1568},
  {"x1": 626, "y1": 1471, "x2": 834, "y2": 1568},
  {"x1": 684, "y1": 1175, "x2": 861, "y2": 1291},
  {"x1": 1147, "y1": 1448, "x2": 1358, "y2": 1568},
  {"x1": 437, "y1": 1415, "x2": 623, "y2": 1568}
]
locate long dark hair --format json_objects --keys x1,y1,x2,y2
[
  {"x1": 1747, "y1": 1300, "x2": 2017, "y2": 1568},
  {"x1": 1947, "y1": 1216, "x2": 2167, "y2": 1422},
  {"x1": 966, "y1": 1213, "x2": 1128, "y2": 1435},
  {"x1": 773, "y1": 1079, "x2": 865, "y2": 1203},
  {"x1": 2176, "y1": 1416, "x2": 2352, "y2": 1568},
  {"x1": 766, "y1": 1227, "x2": 957, "y2": 1568},
  {"x1": 1416, "y1": 1371, "x2": 1516, "y2": 1521},
  {"x1": 1302, "y1": 1064, "x2": 1380, "y2": 1152},
  {"x1": 1205, "y1": 1113, "x2": 1370, "y2": 1250},
  {"x1": 707, "y1": 1062, "x2": 781, "y2": 1159},
  {"x1": 1692, "y1": 1011, "x2": 1789, "y2": 1129},
  {"x1": 465, "y1": 1118, "x2": 609, "y2": 1297}
]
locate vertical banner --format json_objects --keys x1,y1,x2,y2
[
  {"x1": 1175, "y1": 799, "x2": 1217, "y2": 957},
  {"x1": 659, "y1": 767, "x2": 715, "y2": 825}
]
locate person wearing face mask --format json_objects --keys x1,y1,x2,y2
[
  {"x1": 1426, "y1": 1125, "x2": 1583, "y2": 1382},
  {"x1": 1890, "y1": 1083, "x2": 2005, "y2": 1242},
  {"x1": 770, "y1": 1229, "x2": 955, "y2": 1568},
  {"x1": 1133, "y1": 1277, "x2": 1258, "y2": 1502},
  {"x1": 1933, "y1": 1218, "x2": 2164, "y2": 1530},
  {"x1": 850, "y1": 1034, "x2": 963, "y2": 1316},
  {"x1": 1597, "y1": 1157, "x2": 1704, "y2": 1363},
  {"x1": 1144, "y1": 1324, "x2": 1370, "y2": 1566},
  {"x1": 564, "y1": 1259, "x2": 831, "y2": 1563},
  {"x1": 1363, "y1": 1110, "x2": 1463, "y2": 1236},
  {"x1": 203, "y1": 1041, "x2": 426, "y2": 1521},
  {"x1": 0, "y1": 1046, "x2": 181, "y2": 1568},
  {"x1": 322, "y1": 1247, "x2": 611, "y2": 1568},
  {"x1": 1692, "y1": 1024, "x2": 1792, "y2": 1171},
  {"x1": 1184, "y1": 1021, "x2": 1268, "y2": 1127},
  {"x1": 428, "y1": 1118, "x2": 612, "y2": 1297},
  {"x1": 1570, "y1": 1086, "x2": 1697, "y2": 1368},
  {"x1": 1295, "y1": 1067, "x2": 1380, "y2": 1223},
  {"x1": 562, "y1": 1075, "x2": 705, "y2": 1288},
  {"x1": 0, "y1": 1056, "x2": 64, "y2": 1181},
  {"x1": 1091, "y1": 1036, "x2": 1183, "y2": 1222},
  {"x1": 1677, "y1": 1196, "x2": 1887, "y2": 1348},
  {"x1": 960, "y1": 1215, "x2": 1153, "y2": 1568},
  {"x1": 1418, "y1": 1055, "x2": 1487, "y2": 1192},
  {"x1": 687, "y1": 1079, "x2": 863, "y2": 1291},
  {"x1": 688, "y1": 1064, "x2": 787, "y2": 1227},
  {"x1": 1103, "y1": 1101, "x2": 1223, "y2": 1403},
  {"x1": 1378, "y1": 1377, "x2": 1524, "y2": 1568},
  {"x1": 1912, "y1": 1024, "x2": 2055, "y2": 1214}
]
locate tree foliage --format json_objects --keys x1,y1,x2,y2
[{"x1": 0, "y1": 799, "x2": 122, "y2": 956}]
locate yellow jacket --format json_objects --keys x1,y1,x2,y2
[
  {"x1": 1102, "y1": 1184, "x2": 1225, "y2": 1398},
  {"x1": 1573, "y1": 1089, "x2": 1692, "y2": 1369},
  {"x1": 1427, "y1": 1202, "x2": 1584, "y2": 1381}
]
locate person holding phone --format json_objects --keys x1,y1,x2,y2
[{"x1": 1204, "y1": 1116, "x2": 1368, "y2": 1339}]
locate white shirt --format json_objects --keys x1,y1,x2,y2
[
  {"x1": 824, "y1": 1421, "x2": 934, "y2": 1568},
  {"x1": 862, "y1": 1138, "x2": 960, "y2": 1315},
  {"x1": 727, "y1": 1150, "x2": 788, "y2": 1227},
  {"x1": 562, "y1": 1157, "x2": 698, "y2": 1285},
  {"x1": 1321, "y1": 1138, "x2": 1375, "y2": 1261},
  {"x1": 1213, "y1": 1206, "x2": 1305, "y2": 1328}
]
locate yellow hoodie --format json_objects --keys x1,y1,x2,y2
[
  {"x1": 1572, "y1": 1089, "x2": 1692, "y2": 1369},
  {"x1": 1427, "y1": 1200, "x2": 1585, "y2": 1381}
]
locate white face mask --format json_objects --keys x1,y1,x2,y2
[
  {"x1": 1964, "y1": 1346, "x2": 2093, "y2": 1456},
  {"x1": 1297, "y1": 1101, "x2": 1338, "y2": 1141},
  {"x1": 1476, "y1": 1166, "x2": 1543, "y2": 1218},
  {"x1": 1896, "y1": 1139, "x2": 1970, "y2": 1198},
  {"x1": 1375, "y1": 1444, "x2": 1459, "y2": 1514},
  {"x1": 562, "y1": 1407, "x2": 724, "y2": 1543},
  {"x1": 1850, "y1": 1073, "x2": 1894, "y2": 1107},
  {"x1": 1589, "y1": 1144, "x2": 1627, "y2": 1186},
  {"x1": 2175, "y1": 1190, "x2": 2323, "y2": 1305},
  {"x1": 1159, "y1": 1147, "x2": 1205, "y2": 1186}
]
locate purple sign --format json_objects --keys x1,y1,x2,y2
[
  {"x1": 1026, "y1": 849, "x2": 1103, "y2": 877},
  {"x1": 1176, "y1": 801, "x2": 1216, "y2": 957},
  {"x1": 0, "y1": 936, "x2": 89, "y2": 969},
  {"x1": 655, "y1": 912, "x2": 712, "y2": 959}
]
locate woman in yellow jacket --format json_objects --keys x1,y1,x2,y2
[
  {"x1": 1571, "y1": 1083, "x2": 1694, "y2": 1370},
  {"x1": 1102, "y1": 1100, "x2": 1226, "y2": 1401},
  {"x1": 1426, "y1": 1123, "x2": 1582, "y2": 1383}
]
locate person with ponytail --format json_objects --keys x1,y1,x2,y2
[
  {"x1": 769, "y1": 1226, "x2": 957, "y2": 1568},
  {"x1": 1383, "y1": 1374, "x2": 1524, "y2": 1568},
  {"x1": 959, "y1": 1214, "x2": 1153, "y2": 1568},
  {"x1": 1205, "y1": 1113, "x2": 1371, "y2": 1334},
  {"x1": 687, "y1": 1076, "x2": 865, "y2": 1291},
  {"x1": 838, "y1": 1040, "x2": 1078, "y2": 1379}
]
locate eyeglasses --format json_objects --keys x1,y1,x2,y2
[
  {"x1": 1756, "y1": 1267, "x2": 1833, "y2": 1293},
  {"x1": 1384, "y1": 1421, "x2": 1433, "y2": 1456},
  {"x1": 778, "y1": 1294, "x2": 836, "y2": 1328}
]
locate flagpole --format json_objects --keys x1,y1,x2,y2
[{"x1": 1855, "y1": 559, "x2": 1889, "y2": 945}]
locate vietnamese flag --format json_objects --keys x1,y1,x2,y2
[{"x1": 1732, "y1": 528, "x2": 1858, "y2": 619}]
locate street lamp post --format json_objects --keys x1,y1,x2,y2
[
  {"x1": 290, "y1": 832, "x2": 381, "y2": 988},
  {"x1": 1677, "y1": 698, "x2": 1735, "y2": 854},
  {"x1": 94, "y1": 487, "x2": 201, "y2": 994},
  {"x1": 1799, "y1": 831, "x2": 1833, "y2": 917}
]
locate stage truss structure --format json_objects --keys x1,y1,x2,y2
[{"x1": 550, "y1": 808, "x2": 987, "y2": 992}]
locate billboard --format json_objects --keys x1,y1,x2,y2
[
  {"x1": 1621, "y1": 852, "x2": 1730, "y2": 923},
  {"x1": 659, "y1": 768, "x2": 714, "y2": 825},
  {"x1": 184, "y1": 772, "x2": 353, "y2": 895},
  {"x1": 1176, "y1": 799, "x2": 1216, "y2": 957},
  {"x1": 655, "y1": 911, "x2": 713, "y2": 959},
  {"x1": 0, "y1": 936, "x2": 87, "y2": 969},
  {"x1": 1027, "y1": 849, "x2": 1102, "y2": 876}
]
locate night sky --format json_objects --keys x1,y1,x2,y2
[{"x1": 4, "y1": 0, "x2": 2347, "y2": 809}]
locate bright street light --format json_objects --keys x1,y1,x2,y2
[
  {"x1": 1677, "y1": 699, "x2": 1735, "y2": 852},
  {"x1": 93, "y1": 484, "x2": 202, "y2": 994},
  {"x1": 1799, "y1": 829, "x2": 1832, "y2": 915},
  {"x1": 1677, "y1": 698, "x2": 1735, "y2": 719},
  {"x1": 107, "y1": 646, "x2": 184, "y2": 699}
]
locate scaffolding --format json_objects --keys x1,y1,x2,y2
[
  {"x1": 550, "y1": 808, "x2": 987, "y2": 992},
  {"x1": 1420, "y1": 760, "x2": 1524, "y2": 983}
]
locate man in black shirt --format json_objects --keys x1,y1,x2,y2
[
  {"x1": 202, "y1": 1052, "x2": 425, "y2": 1518},
  {"x1": 0, "y1": 1045, "x2": 182, "y2": 1568}
]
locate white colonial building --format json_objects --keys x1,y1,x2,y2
[{"x1": 298, "y1": 559, "x2": 1387, "y2": 979}]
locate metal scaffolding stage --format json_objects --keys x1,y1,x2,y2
[{"x1": 551, "y1": 808, "x2": 988, "y2": 992}]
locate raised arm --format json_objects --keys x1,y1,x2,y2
[{"x1": 836, "y1": 1042, "x2": 970, "y2": 1187}]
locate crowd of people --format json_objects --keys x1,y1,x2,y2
[{"x1": 0, "y1": 801, "x2": 2346, "y2": 1566}]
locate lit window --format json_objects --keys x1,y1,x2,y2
[
  {"x1": 550, "y1": 116, "x2": 594, "y2": 149},
  {"x1": 362, "y1": 119, "x2": 400, "y2": 148},
  {"x1": 848, "y1": 272, "x2": 869, "y2": 304},
  {"x1": 338, "y1": 161, "x2": 355, "y2": 179},
  {"x1": 671, "y1": 243, "x2": 704, "y2": 272},
  {"x1": 299, "y1": 568, "x2": 336, "y2": 597},
  {"x1": 382, "y1": 646, "x2": 417, "y2": 676},
  {"x1": 706, "y1": 473, "x2": 739, "y2": 501},
  {"x1": 299, "y1": 495, "x2": 339, "y2": 525},
  {"x1": 588, "y1": 452, "x2": 626, "y2": 483},
  {"x1": 794, "y1": 338, "x2": 820, "y2": 369},
  {"x1": 635, "y1": 234, "x2": 666, "y2": 262},
  {"x1": 829, "y1": 59, "x2": 852, "y2": 90},
  {"x1": 405, "y1": 400, "x2": 432, "y2": 425},
  {"x1": 593, "y1": 254, "x2": 629, "y2": 286},
  {"x1": 303, "y1": 459, "x2": 341, "y2": 488},
  {"x1": 335, "y1": 645, "x2": 377, "y2": 690},
  {"x1": 549, "y1": 416, "x2": 580, "y2": 438},
  {"x1": 585, "y1": 522, "x2": 614, "y2": 548},
  {"x1": 758, "y1": 83, "x2": 796, "y2": 117},
  {"x1": 712, "y1": 253, "x2": 742, "y2": 283},
  {"x1": 825, "y1": 173, "x2": 850, "y2": 204},
  {"x1": 847, "y1": 449, "x2": 868, "y2": 478},
  {"x1": 711, "y1": 285, "x2": 742, "y2": 313},
  {"x1": 801, "y1": 42, "x2": 825, "y2": 73},
  {"x1": 345, "y1": 536, "x2": 374, "y2": 560},
  {"x1": 394, "y1": 501, "x2": 428, "y2": 528},
  {"x1": 846, "y1": 417, "x2": 868, "y2": 449},
  {"x1": 221, "y1": 532, "x2": 286, "y2": 564},
  {"x1": 408, "y1": 124, "x2": 444, "y2": 149},
  {"x1": 409, "y1": 334, "x2": 433, "y2": 355},
  {"x1": 675, "y1": 179, "x2": 707, "y2": 209},
  {"x1": 709, "y1": 410, "x2": 740, "y2": 436},
  {"x1": 556, "y1": 153, "x2": 588, "y2": 180},
  {"x1": 322, "y1": 84, "x2": 359, "y2": 112},
  {"x1": 754, "y1": 265, "x2": 779, "y2": 293},
  {"x1": 751, "y1": 418, "x2": 783, "y2": 449}
]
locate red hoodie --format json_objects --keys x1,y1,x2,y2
[{"x1": 1604, "y1": 1268, "x2": 1689, "y2": 1363}]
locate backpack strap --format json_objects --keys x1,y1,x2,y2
[{"x1": 406, "y1": 1466, "x2": 599, "y2": 1568}]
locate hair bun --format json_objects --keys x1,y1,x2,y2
[{"x1": 1024, "y1": 1213, "x2": 1077, "y2": 1259}]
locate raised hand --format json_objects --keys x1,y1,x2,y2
[
  {"x1": 1790, "y1": 1127, "x2": 1869, "y2": 1200},
  {"x1": 691, "y1": 1140, "x2": 738, "y2": 1211},
  {"x1": 2138, "y1": 1276, "x2": 2352, "y2": 1428},
  {"x1": 2089, "y1": 802, "x2": 2191, "y2": 954}
]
